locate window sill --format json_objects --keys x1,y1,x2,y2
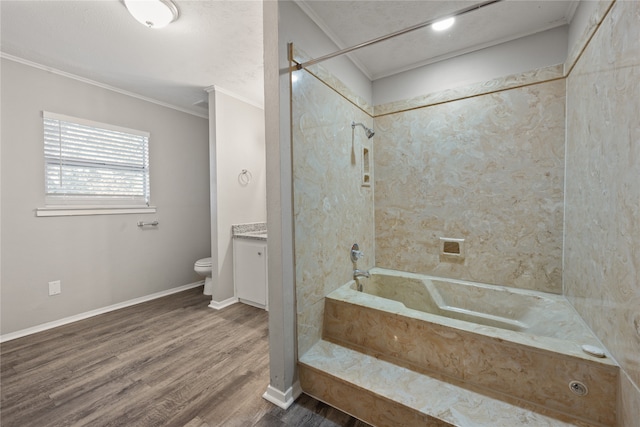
[{"x1": 36, "y1": 206, "x2": 157, "y2": 217}]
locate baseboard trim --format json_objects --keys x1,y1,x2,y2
[
  {"x1": 262, "y1": 381, "x2": 302, "y2": 409},
  {"x1": 208, "y1": 296, "x2": 238, "y2": 310},
  {"x1": 0, "y1": 281, "x2": 204, "y2": 343}
]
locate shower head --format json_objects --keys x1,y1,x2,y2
[{"x1": 351, "y1": 121, "x2": 375, "y2": 139}]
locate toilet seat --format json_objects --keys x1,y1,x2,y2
[
  {"x1": 195, "y1": 257, "x2": 212, "y2": 268},
  {"x1": 194, "y1": 257, "x2": 213, "y2": 296}
]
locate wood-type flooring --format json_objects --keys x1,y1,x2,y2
[{"x1": 1, "y1": 286, "x2": 370, "y2": 427}]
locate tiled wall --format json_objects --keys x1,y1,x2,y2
[
  {"x1": 292, "y1": 6, "x2": 639, "y2": 420},
  {"x1": 292, "y1": 69, "x2": 375, "y2": 357},
  {"x1": 374, "y1": 80, "x2": 566, "y2": 293},
  {"x1": 564, "y1": 0, "x2": 640, "y2": 421}
]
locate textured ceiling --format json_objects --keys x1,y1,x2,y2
[
  {"x1": 297, "y1": 0, "x2": 579, "y2": 80},
  {"x1": 1, "y1": 1, "x2": 579, "y2": 117},
  {"x1": 0, "y1": 0, "x2": 264, "y2": 117}
]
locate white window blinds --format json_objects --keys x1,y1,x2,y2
[{"x1": 43, "y1": 112, "x2": 150, "y2": 206}]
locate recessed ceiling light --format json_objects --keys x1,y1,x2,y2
[
  {"x1": 124, "y1": 0, "x2": 179, "y2": 29},
  {"x1": 432, "y1": 17, "x2": 455, "y2": 32}
]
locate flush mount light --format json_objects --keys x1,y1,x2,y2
[
  {"x1": 124, "y1": 0, "x2": 179, "y2": 29},
  {"x1": 432, "y1": 17, "x2": 455, "y2": 32}
]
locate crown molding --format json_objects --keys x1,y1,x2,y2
[{"x1": 1, "y1": 52, "x2": 208, "y2": 119}]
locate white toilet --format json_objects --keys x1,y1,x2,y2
[{"x1": 194, "y1": 257, "x2": 213, "y2": 295}]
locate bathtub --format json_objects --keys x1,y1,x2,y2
[{"x1": 323, "y1": 268, "x2": 619, "y2": 426}]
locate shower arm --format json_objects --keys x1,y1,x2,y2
[
  {"x1": 294, "y1": 0, "x2": 503, "y2": 71},
  {"x1": 352, "y1": 121, "x2": 375, "y2": 139}
]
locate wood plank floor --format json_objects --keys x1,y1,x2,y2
[{"x1": 0, "y1": 286, "x2": 370, "y2": 427}]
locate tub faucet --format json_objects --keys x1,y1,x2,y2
[{"x1": 353, "y1": 269, "x2": 370, "y2": 279}]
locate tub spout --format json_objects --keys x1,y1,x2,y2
[{"x1": 354, "y1": 269, "x2": 370, "y2": 279}]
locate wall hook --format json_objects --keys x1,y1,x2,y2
[{"x1": 238, "y1": 169, "x2": 252, "y2": 186}]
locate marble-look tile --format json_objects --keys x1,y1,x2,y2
[
  {"x1": 329, "y1": 277, "x2": 612, "y2": 360},
  {"x1": 461, "y1": 334, "x2": 617, "y2": 426},
  {"x1": 291, "y1": 2, "x2": 639, "y2": 421},
  {"x1": 292, "y1": 65, "x2": 375, "y2": 357},
  {"x1": 300, "y1": 340, "x2": 600, "y2": 427},
  {"x1": 619, "y1": 371, "x2": 640, "y2": 427},
  {"x1": 299, "y1": 363, "x2": 452, "y2": 427},
  {"x1": 564, "y1": 0, "x2": 640, "y2": 408},
  {"x1": 564, "y1": 0, "x2": 615, "y2": 75},
  {"x1": 325, "y1": 299, "x2": 466, "y2": 379},
  {"x1": 374, "y1": 65, "x2": 564, "y2": 117},
  {"x1": 324, "y1": 279, "x2": 619, "y2": 426},
  {"x1": 296, "y1": 298, "x2": 325, "y2": 358},
  {"x1": 361, "y1": 268, "x2": 611, "y2": 344},
  {"x1": 292, "y1": 47, "x2": 374, "y2": 116},
  {"x1": 374, "y1": 79, "x2": 565, "y2": 293}
]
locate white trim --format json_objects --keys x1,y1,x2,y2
[
  {"x1": 262, "y1": 381, "x2": 302, "y2": 409},
  {"x1": 0, "y1": 53, "x2": 208, "y2": 119},
  {"x1": 42, "y1": 111, "x2": 150, "y2": 138},
  {"x1": 238, "y1": 298, "x2": 267, "y2": 311},
  {"x1": 204, "y1": 85, "x2": 264, "y2": 110},
  {"x1": 36, "y1": 206, "x2": 157, "y2": 217},
  {"x1": 0, "y1": 281, "x2": 204, "y2": 343},
  {"x1": 207, "y1": 296, "x2": 238, "y2": 310}
]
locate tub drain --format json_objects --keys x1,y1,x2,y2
[{"x1": 569, "y1": 380, "x2": 588, "y2": 396}]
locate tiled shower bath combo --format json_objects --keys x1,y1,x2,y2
[
  {"x1": 301, "y1": 269, "x2": 617, "y2": 425},
  {"x1": 291, "y1": 0, "x2": 638, "y2": 425}
]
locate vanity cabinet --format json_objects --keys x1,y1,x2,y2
[{"x1": 233, "y1": 238, "x2": 267, "y2": 309}]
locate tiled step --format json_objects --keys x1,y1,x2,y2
[
  {"x1": 322, "y1": 289, "x2": 617, "y2": 426},
  {"x1": 299, "y1": 340, "x2": 600, "y2": 427}
]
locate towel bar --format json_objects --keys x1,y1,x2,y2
[{"x1": 137, "y1": 221, "x2": 159, "y2": 227}]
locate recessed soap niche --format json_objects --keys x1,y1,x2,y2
[
  {"x1": 361, "y1": 147, "x2": 371, "y2": 187},
  {"x1": 439, "y1": 237, "x2": 465, "y2": 259}
]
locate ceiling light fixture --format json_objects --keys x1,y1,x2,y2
[
  {"x1": 124, "y1": 0, "x2": 179, "y2": 29},
  {"x1": 432, "y1": 17, "x2": 455, "y2": 32}
]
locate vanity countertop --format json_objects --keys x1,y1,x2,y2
[
  {"x1": 234, "y1": 230, "x2": 267, "y2": 241},
  {"x1": 232, "y1": 222, "x2": 267, "y2": 241}
]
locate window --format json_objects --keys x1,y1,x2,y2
[{"x1": 40, "y1": 112, "x2": 151, "y2": 214}]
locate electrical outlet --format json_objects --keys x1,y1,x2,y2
[{"x1": 48, "y1": 280, "x2": 61, "y2": 296}]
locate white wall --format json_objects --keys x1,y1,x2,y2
[
  {"x1": 208, "y1": 88, "x2": 266, "y2": 303},
  {"x1": 373, "y1": 25, "x2": 568, "y2": 106},
  {"x1": 263, "y1": 0, "x2": 299, "y2": 408},
  {"x1": 263, "y1": 0, "x2": 375, "y2": 408},
  {"x1": 0, "y1": 58, "x2": 211, "y2": 335}
]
